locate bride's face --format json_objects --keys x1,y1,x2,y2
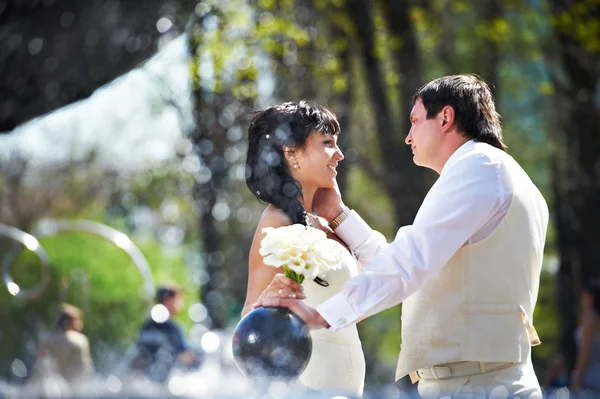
[{"x1": 289, "y1": 130, "x2": 344, "y2": 190}]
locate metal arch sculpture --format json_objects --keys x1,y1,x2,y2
[
  {"x1": 32, "y1": 219, "x2": 156, "y2": 305},
  {"x1": 0, "y1": 224, "x2": 52, "y2": 299}
]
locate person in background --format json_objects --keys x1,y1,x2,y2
[
  {"x1": 541, "y1": 354, "x2": 568, "y2": 396},
  {"x1": 33, "y1": 303, "x2": 95, "y2": 383},
  {"x1": 131, "y1": 283, "x2": 198, "y2": 383},
  {"x1": 571, "y1": 281, "x2": 600, "y2": 397}
]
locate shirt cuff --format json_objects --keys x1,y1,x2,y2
[
  {"x1": 334, "y1": 210, "x2": 372, "y2": 252},
  {"x1": 315, "y1": 292, "x2": 360, "y2": 331}
]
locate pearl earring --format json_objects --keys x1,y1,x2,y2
[{"x1": 293, "y1": 163, "x2": 298, "y2": 169}]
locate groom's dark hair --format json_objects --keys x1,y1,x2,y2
[
  {"x1": 246, "y1": 101, "x2": 340, "y2": 225},
  {"x1": 413, "y1": 75, "x2": 506, "y2": 151}
]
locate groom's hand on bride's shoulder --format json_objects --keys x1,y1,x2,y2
[{"x1": 253, "y1": 298, "x2": 330, "y2": 330}]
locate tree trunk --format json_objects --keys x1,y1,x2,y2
[
  {"x1": 188, "y1": 98, "x2": 229, "y2": 330},
  {"x1": 552, "y1": 157, "x2": 579, "y2": 371},
  {"x1": 327, "y1": 7, "x2": 353, "y2": 196},
  {"x1": 186, "y1": 13, "x2": 229, "y2": 329},
  {"x1": 347, "y1": 0, "x2": 427, "y2": 227},
  {"x1": 481, "y1": 0, "x2": 502, "y2": 99},
  {"x1": 548, "y1": 0, "x2": 600, "y2": 371}
]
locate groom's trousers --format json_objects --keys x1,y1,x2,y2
[{"x1": 416, "y1": 361, "x2": 542, "y2": 399}]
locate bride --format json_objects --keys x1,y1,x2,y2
[{"x1": 241, "y1": 101, "x2": 365, "y2": 396}]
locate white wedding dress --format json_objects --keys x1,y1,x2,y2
[{"x1": 298, "y1": 240, "x2": 365, "y2": 397}]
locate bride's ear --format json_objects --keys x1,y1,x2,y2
[{"x1": 283, "y1": 146, "x2": 296, "y2": 163}]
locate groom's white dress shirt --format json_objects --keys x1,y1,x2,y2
[
  {"x1": 317, "y1": 140, "x2": 513, "y2": 326},
  {"x1": 316, "y1": 140, "x2": 549, "y2": 382}
]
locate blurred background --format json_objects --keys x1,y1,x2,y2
[{"x1": 0, "y1": 0, "x2": 598, "y2": 395}]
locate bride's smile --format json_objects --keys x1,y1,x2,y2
[{"x1": 289, "y1": 130, "x2": 344, "y2": 192}]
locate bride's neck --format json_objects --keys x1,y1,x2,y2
[{"x1": 300, "y1": 186, "x2": 317, "y2": 214}]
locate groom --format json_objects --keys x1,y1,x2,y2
[{"x1": 257, "y1": 74, "x2": 549, "y2": 398}]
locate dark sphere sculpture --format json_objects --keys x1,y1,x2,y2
[{"x1": 232, "y1": 306, "x2": 312, "y2": 378}]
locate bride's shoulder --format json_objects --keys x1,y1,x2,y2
[{"x1": 256, "y1": 206, "x2": 293, "y2": 232}]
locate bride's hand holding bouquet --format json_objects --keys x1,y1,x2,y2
[{"x1": 259, "y1": 224, "x2": 344, "y2": 288}]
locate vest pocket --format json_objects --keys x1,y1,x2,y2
[{"x1": 460, "y1": 303, "x2": 533, "y2": 362}]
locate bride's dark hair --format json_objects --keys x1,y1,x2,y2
[{"x1": 246, "y1": 101, "x2": 340, "y2": 225}]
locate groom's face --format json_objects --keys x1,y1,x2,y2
[{"x1": 406, "y1": 98, "x2": 444, "y2": 170}]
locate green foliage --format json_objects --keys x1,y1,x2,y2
[
  {"x1": 358, "y1": 306, "x2": 402, "y2": 383},
  {"x1": 346, "y1": 167, "x2": 396, "y2": 239},
  {"x1": 554, "y1": 0, "x2": 600, "y2": 53},
  {"x1": 0, "y1": 229, "x2": 196, "y2": 376}
]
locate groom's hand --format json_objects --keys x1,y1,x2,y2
[
  {"x1": 313, "y1": 181, "x2": 345, "y2": 222},
  {"x1": 253, "y1": 298, "x2": 330, "y2": 330}
]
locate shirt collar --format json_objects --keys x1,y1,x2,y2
[{"x1": 441, "y1": 140, "x2": 476, "y2": 175}]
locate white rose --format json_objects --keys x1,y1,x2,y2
[
  {"x1": 285, "y1": 253, "x2": 308, "y2": 276},
  {"x1": 310, "y1": 240, "x2": 343, "y2": 273},
  {"x1": 298, "y1": 226, "x2": 327, "y2": 244},
  {"x1": 258, "y1": 224, "x2": 344, "y2": 283}
]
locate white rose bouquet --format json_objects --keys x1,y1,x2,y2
[{"x1": 259, "y1": 224, "x2": 344, "y2": 284}]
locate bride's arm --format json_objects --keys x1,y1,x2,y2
[{"x1": 241, "y1": 209, "x2": 305, "y2": 318}]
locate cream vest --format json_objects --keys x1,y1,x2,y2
[{"x1": 396, "y1": 150, "x2": 549, "y2": 382}]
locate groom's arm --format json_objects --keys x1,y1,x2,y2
[
  {"x1": 316, "y1": 154, "x2": 511, "y2": 330},
  {"x1": 334, "y1": 211, "x2": 390, "y2": 269}
]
